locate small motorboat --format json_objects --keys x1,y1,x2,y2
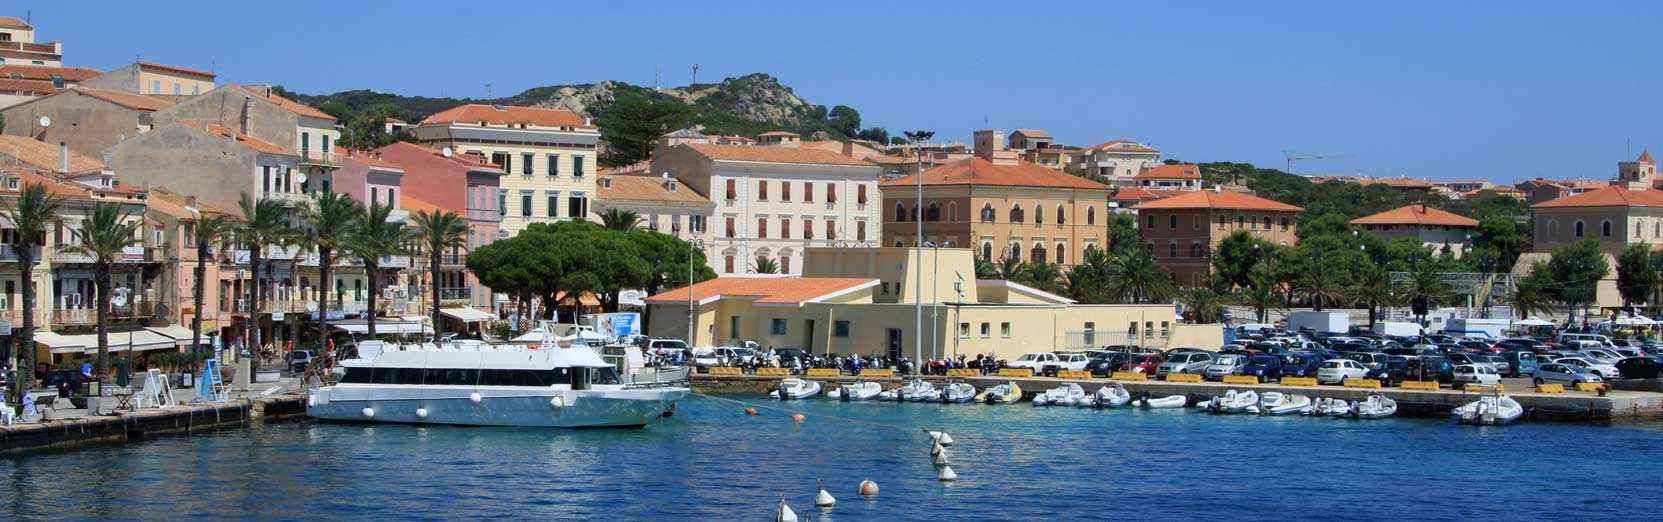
[
  {"x1": 770, "y1": 378, "x2": 822, "y2": 400},
  {"x1": 975, "y1": 382, "x2": 1023, "y2": 404},
  {"x1": 1452, "y1": 395, "x2": 1524, "y2": 426},
  {"x1": 939, "y1": 382, "x2": 977, "y2": 403},
  {"x1": 829, "y1": 382, "x2": 882, "y2": 401},
  {"x1": 909, "y1": 386, "x2": 943, "y2": 402},
  {"x1": 898, "y1": 379, "x2": 938, "y2": 402},
  {"x1": 1310, "y1": 397, "x2": 1353, "y2": 417},
  {"x1": 1205, "y1": 389, "x2": 1259, "y2": 414},
  {"x1": 1135, "y1": 394, "x2": 1187, "y2": 409},
  {"x1": 1258, "y1": 392, "x2": 1312, "y2": 416},
  {"x1": 1091, "y1": 384, "x2": 1132, "y2": 408},
  {"x1": 1032, "y1": 383, "x2": 1087, "y2": 407},
  {"x1": 876, "y1": 388, "x2": 901, "y2": 401},
  {"x1": 1350, "y1": 394, "x2": 1397, "y2": 419}
]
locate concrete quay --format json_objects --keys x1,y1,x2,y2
[
  {"x1": 693, "y1": 373, "x2": 1663, "y2": 425},
  {"x1": 0, "y1": 394, "x2": 308, "y2": 453}
]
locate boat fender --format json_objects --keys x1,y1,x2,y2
[
  {"x1": 550, "y1": 395, "x2": 567, "y2": 408},
  {"x1": 815, "y1": 482, "x2": 836, "y2": 507},
  {"x1": 791, "y1": 412, "x2": 806, "y2": 423},
  {"x1": 745, "y1": 407, "x2": 758, "y2": 416},
  {"x1": 415, "y1": 408, "x2": 429, "y2": 419},
  {"x1": 469, "y1": 392, "x2": 483, "y2": 404},
  {"x1": 858, "y1": 479, "x2": 879, "y2": 496},
  {"x1": 361, "y1": 407, "x2": 375, "y2": 419},
  {"x1": 937, "y1": 465, "x2": 957, "y2": 482}
]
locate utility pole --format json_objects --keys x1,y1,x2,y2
[
  {"x1": 691, "y1": 64, "x2": 700, "y2": 86},
  {"x1": 914, "y1": 144, "x2": 923, "y2": 367}
]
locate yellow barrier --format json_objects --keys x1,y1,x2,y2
[
  {"x1": 754, "y1": 367, "x2": 790, "y2": 377},
  {"x1": 859, "y1": 368, "x2": 895, "y2": 378},
  {"x1": 708, "y1": 366, "x2": 744, "y2": 376},
  {"x1": 1462, "y1": 384, "x2": 1505, "y2": 394},
  {"x1": 945, "y1": 369, "x2": 980, "y2": 377},
  {"x1": 1057, "y1": 370, "x2": 1093, "y2": 380},
  {"x1": 998, "y1": 368, "x2": 1035, "y2": 378},
  {"x1": 1535, "y1": 383, "x2": 1565, "y2": 394},
  {"x1": 1222, "y1": 375, "x2": 1259, "y2": 385},
  {"x1": 1111, "y1": 371, "x2": 1148, "y2": 381},
  {"x1": 1574, "y1": 382, "x2": 1606, "y2": 392},
  {"x1": 1400, "y1": 380, "x2": 1441, "y2": 391},
  {"x1": 1164, "y1": 373, "x2": 1202, "y2": 383},
  {"x1": 1343, "y1": 378, "x2": 1382, "y2": 389},
  {"x1": 1280, "y1": 377, "x2": 1317, "y2": 387},
  {"x1": 805, "y1": 368, "x2": 842, "y2": 377}
]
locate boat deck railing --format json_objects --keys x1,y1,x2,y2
[{"x1": 628, "y1": 367, "x2": 692, "y2": 388}]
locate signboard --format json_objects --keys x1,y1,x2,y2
[
  {"x1": 594, "y1": 312, "x2": 640, "y2": 338},
  {"x1": 0, "y1": 321, "x2": 11, "y2": 336}
]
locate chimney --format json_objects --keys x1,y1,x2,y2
[
  {"x1": 239, "y1": 98, "x2": 251, "y2": 135},
  {"x1": 58, "y1": 142, "x2": 68, "y2": 174},
  {"x1": 842, "y1": 141, "x2": 854, "y2": 157}
]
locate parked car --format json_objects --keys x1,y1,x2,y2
[
  {"x1": 1241, "y1": 355, "x2": 1285, "y2": 382},
  {"x1": 1366, "y1": 356, "x2": 1414, "y2": 387},
  {"x1": 715, "y1": 347, "x2": 758, "y2": 366},
  {"x1": 1555, "y1": 356, "x2": 1620, "y2": 379},
  {"x1": 1086, "y1": 352, "x2": 1131, "y2": 377},
  {"x1": 1452, "y1": 364, "x2": 1502, "y2": 389},
  {"x1": 1009, "y1": 352, "x2": 1060, "y2": 372},
  {"x1": 1534, "y1": 362, "x2": 1604, "y2": 387},
  {"x1": 1344, "y1": 352, "x2": 1389, "y2": 371},
  {"x1": 1476, "y1": 354, "x2": 1512, "y2": 376},
  {"x1": 1156, "y1": 352, "x2": 1214, "y2": 378},
  {"x1": 1280, "y1": 354, "x2": 1321, "y2": 378},
  {"x1": 1457, "y1": 340, "x2": 1497, "y2": 353},
  {"x1": 1204, "y1": 354, "x2": 1248, "y2": 381},
  {"x1": 1616, "y1": 356, "x2": 1663, "y2": 380},
  {"x1": 1556, "y1": 333, "x2": 1615, "y2": 348},
  {"x1": 1122, "y1": 355, "x2": 1165, "y2": 375},
  {"x1": 1045, "y1": 352, "x2": 1091, "y2": 375},
  {"x1": 1316, "y1": 359, "x2": 1369, "y2": 385},
  {"x1": 1504, "y1": 351, "x2": 1540, "y2": 377},
  {"x1": 1446, "y1": 353, "x2": 1494, "y2": 372},
  {"x1": 691, "y1": 347, "x2": 720, "y2": 368},
  {"x1": 1415, "y1": 355, "x2": 1456, "y2": 383}
]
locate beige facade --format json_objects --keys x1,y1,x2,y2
[
  {"x1": 412, "y1": 104, "x2": 600, "y2": 237},
  {"x1": 80, "y1": 61, "x2": 217, "y2": 99},
  {"x1": 593, "y1": 174, "x2": 714, "y2": 244},
  {"x1": 1135, "y1": 191, "x2": 1303, "y2": 286},
  {"x1": 882, "y1": 183, "x2": 1110, "y2": 265}
]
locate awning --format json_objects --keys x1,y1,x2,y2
[
  {"x1": 146, "y1": 325, "x2": 209, "y2": 345},
  {"x1": 440, "y1": 306, "x2": 493, "y2": 323},
  {"x1": 329, "y1": 320, "x2": 432, "y2": 335},
  {"x1": 37, "y1": 330, "x2": 179, "y2": 354}
]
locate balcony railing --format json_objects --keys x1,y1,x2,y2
[
  {"x1": 51, "y1": 301, "x2": 164, "y2": 326},
  {"x1": 439, "y1": 287, "x2": 471, "y2": 301},
  {"x1": 299, "y1": 150, "x2": 341, "y2": 167},
  {"x1": 441, "y1": 254, "x2": 467, "y2": 266}
]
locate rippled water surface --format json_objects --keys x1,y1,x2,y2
[{"x1": 3, "y1": 395, "x2": 1661, "y2": 520}]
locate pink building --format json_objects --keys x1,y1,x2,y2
[
  {"x1": 332, "y1": 149, "x2": 405, "y2": 209},
  {"x1": 375, "y1": 141, "x2": 504, "y2": 312}
]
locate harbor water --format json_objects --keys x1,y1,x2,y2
[{"x1": 4, "y1": 395, "x2": 1661, "y2": 520}]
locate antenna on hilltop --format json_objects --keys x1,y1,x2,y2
[
  {"x1": 485, "y1": 83, "x2": 493, "y2": 99},
  {"x1": 691, "y1": 64, "x2": 700, "y2": 86},
  {"x1": 654, "y1": 64, "x2": 660, "y2": 90}
]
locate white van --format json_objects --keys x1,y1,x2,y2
[{"x1": 1555, "y1": 333, "x2": 1614, "y2": 348}]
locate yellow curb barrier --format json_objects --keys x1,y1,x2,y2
[
  {"x1": 945, "y1": 369, "x2": 980, "y2": 377},
  {"x1": 708, "y1": 366, "x2": 744, "y2": 376},
  {"x1": 1574, "y1": 382, "x2": 1606, "y2": 392},
  {"x1": 805, "y1": 368, "x2": 842, "y2": 377},
  {"x1": 998, "y1": 368, "x2": 1035, "y2": 378},
  {"x1": 1280, "y1": 377, "x2": 1317, "y2": 387},
  {"x1": 1462, "y1": 384, "x2": 1505, "y2": 393},
  {"x1": 1399, "y1": 380, "x2": 1440, "y2": 390},
  {"x1": 1343, "y1": 378, "x2": 1382, "y2": 389},
  {"x1": 1535, "y1": 383, "x2": 1564, "y2": 394},
  {"x1": 859, "y1": 368, "x2": 895, "y2": 378},
  {"x1": 1164, "y1": 373, "x2": 1202, "y2": 383},
  {"x1": 1056, "y1": 370, "x2": 1093, "y2": 380},
  {"x1": 1222, "y1": 375, "x2": 1259, "y2": 385},
  {"x1": 1111, "y1": 371, "x2": 1148, "y2": 381},
  {"x1": 754, "y1": 367, "x2": 791, "y2": 377}
]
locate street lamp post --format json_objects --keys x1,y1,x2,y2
[{"x1": 686, "y1": 239, "x2": 705, "y2": 346}]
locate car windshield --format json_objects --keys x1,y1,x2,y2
[
  {"x1": 1216, "y1": 355, "x2": 1243, "y2": 365},
  {"x1": 1016, "y1": 354, "x2": 1038, "y2": 361},
  {"x1": 1321, "y1": 361, "x2": 1341, "y2": 368},
  {"x1": 652, "y1": 341, "x2": 688, "y2": 350},
  {"x1": 733, "y1": 348, "x2": 756, "y2": 357},
  {"x1": 1249, "y1": 356, "x2": 1279, "y2": 365}
]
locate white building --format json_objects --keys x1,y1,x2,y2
[{"x1": 1067, "y1": 139, "x2": 1161, "y2": 185}]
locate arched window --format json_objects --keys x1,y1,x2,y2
[
  {"x1": 1033, "y1": 205, "x2": 1043, "y2": 224},
  {"x1": 1031, "y1": 244, "x2": 1046, "y2": 263},
  {"x1": 1235, "y1": 214, "x2": 1244, "y2": 228},
  {"x1": 1055, "y1": 243, "x2": 1066, "y2": 265},
  {"x1": 1167, "y1": 241, "x2": 1178, "y2": 258},
  {"x1": 926, "y1": 202, "x2": 941, "y2": 221},
  {"x1": 1056, "y1": 205, "x2": 1066, "y2": 225},
  {"x1": 1086, "y1": 207, "x2": 1096, "y2": 225},
  {"x1": 981, "y1": 242, "x2": 992, "y2": 259},
  {"x1": 1169, "y1": 214, "x2": 1178, "y2": 229},
  {"x1": 894, "y1": 202, "x2": 907, "y2": 222},
  {"x1": 1145, "y1": 242, "x2": 1154, "y2": 254},
  {"x1": 1190, "y1": 242, "x2": 1203, "y2": 258},
  {"x1": 1263, "y1": 216, "x2": 1272, "y2": 229},
  {"x1": 1009, "y1": 243, "x2": 1021, "y2": 260},
  {"x1": 947, "y1": 202, "x2": 957, "y2": 221},
  {"x1": 1010, "y1": 204, "x2": 1024, "y2": 223},
  {"x1": 1547, "y1": 219, "x2": 1559, "y2": 239},
  {"x1": 1146, "y1": 214, "x2": 1155, "y2": 228},
  {"x1": 1601, "y1": 220, "x2": 1612, "y2": 238},
  {"x1": 1574, "y1": 220, "x2": 1585, "y2": 238},
  {"x1": 980, "y1": 203, "x2": 995, "y2": 222}
]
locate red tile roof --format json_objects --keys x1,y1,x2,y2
[
  {"x1": 881, "y1": 157, "x2": 1110, "y2": 190},
  {"x1": 1132, "y1": 190, "x2": 1303, "y2": 212},
  {"x1": 0, "y1": 134, "x2": 107, "y2": 174},
  {"x1": 138, "y1": 60, "x2": 216, "y2": 79},
  {"x1": 758, "y1": 131, "x2": 799, "y2": 137},
  {"x1": 1012, "y1": 128, "x2": 1052, "y2": 138},
  {"x1": 340, "y1": 149, "x2": 405, "y2": 171},
  {"x1": 597, "y1": 174, "x2": 711, "y2": 205},
  {"x1": 376, "y1": 141, "x2": 504, "y2": 173},
  {"x1": 237, "y1": 85, "x2": 335, "y2": 121},
  {"x1": 643, "y1": 277, "x2": 877, "y2": 306},
  {"x1": 1111, "y1": 187, "x2": 1179, "y2": 203},
  {"x1": 0, "y1": 64, "x2": 100, "y2": 82},
  {"x1": 684, "y1": 143, "x2": 875, "y2": 167},
  {"x1": 1533, "y1": 185, "x2": 1663, "y2": 208},
  {"x1": 0, "y1": 16, "x2": 31, "y2": 29},
  {"x1": 0, "y1": 78, "x2": 51, "y2": 94},
  {"x1": 73, "y1": 86, "x2": 173, "y2": 111},
  {"x1": 1134, "y1": 163, "x2": 1200, "y2": 180},
  {"x1": 1350, "y1": 204, "x2": 1478, "y2": 227},
  {"x1": 420, "y1": 103, "x2": 589, "y2": 128},
  {"x1": 1640, "y1": 150, "x2": 1655, "y2": 165},
  {"x1": 1082, "y1": 139, "x2": 1159, "y2": 153}
]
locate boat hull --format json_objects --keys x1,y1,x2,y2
[{"x1": 307, "y1": 385, "x2": 687, "y2": 428}]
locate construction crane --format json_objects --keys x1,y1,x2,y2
[{"x1": 1283, "y1": 151, "x2": 1357, "y2": 174}]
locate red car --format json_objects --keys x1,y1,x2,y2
[{"x1": 1122, "y1": 355, "x2": 1165, "y2": 375}]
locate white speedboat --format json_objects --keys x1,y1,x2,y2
[
  {"x1": 909, "y1": 387, "x2": 943, "y2": 402},
  {"x1": 1453, "y1": 395, "x2": 1524, "y2": 425},
  {"x1": 1032, "y1": 383, "x2": 1086, "y2": 407},
  {"x1": 1205, "y1": 389, "x2": 1259, "y2": 414},
  {"x1": 1091, "y1": 384, "x2": 1132, "y2": 408},
  {"x1": 1310, "y1": 397, "x2": 1354, "y2": 417},
  {"x1": 770, "y1": 378, "x2": 822, "y2": 400},
  {"x1": 876, "y1": 388, "x2": 901, "y2": 401},
  {"x1": 975, "y1": 382, "x2": 1023, "y2": 404},
  {"x1": 1350, "y1": 394, "x2": 1397, "y2": 419},
  {"x1": 1136, "y1": 394, "x2": 1187, "y2": 409},
  {"x1": 829, "y1": 382, "x2": 882, "y2": 401},
  {"x1": 1258, "y1": 392, "x2": 1312, "y2": 416},
  {"x1": 307, "y1": 340, "x2": 687, "y2": 428},
  {"x1": 939, "y1": 382, "x2": 976, "y2": 403},
  {"x1": 897, "y1": 379, "x2": 937, "y2": 402}
]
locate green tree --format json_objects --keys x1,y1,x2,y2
[
  {"x1": 1238, "y1": 264, "x2": 1282, "y2": 324},
  {"x1": 974, "y1": 255, "x2": 998, "y2": 279},
  {"x1": 1180, "y1": 287, "x2": 1227, "y2": 323},
  {"x1": 591, "y1": 88, "x2": 695, "y2": 166},
  {"x1": 1105, "y1": 214, "x2": 1140, "y2": 251},
  {"x1": 346, "y1": 202, "x2": 412, "y2": 337},
  {"x1": 996, "y1": 256, "x2": 1024, "y2": 281},
  {"x1": 599, "y1": 208, "x2": 641, "y2": 231},
  {"x1": 1, "y1": 182, "x2": 61, "y2": 397},
  {"x1": 1065, "y1": 248, "x2": 1113, "y2": 303},
  {"x1": 1106, "y1": 249, "x2": 1176, "y2": 304},
  {"x1": 1616, "y1": 244, "x2": 1656, "y2": 313},
  {"x1": 544, "y1": 221, "x2": 648, "y2": 317},
  {"x1": 303, "y1": 191, "x2": 360, "y2": 343},
  {"x1": 1546, "y1": 239, "x2": 1609, "y2": 325},
  {"x1": 827, "y1": 105, "x2": 861, "y2": 137},
  {"x1": 467, "y1": 225, "x2": 564, "y2": 326},
  {"x1": 63, "y1": 203, "x2": 142, "y2": 377},
  {"x1": 1398, "y1": 264, "x2": 1452, "y2": 325},
  {"x1": 412, "y1": 210, "x2": 468, "y2": 340},
  {"x1": 1468, "y1": 216, "x2": 1529, "y2": 272},
  {"x1": 1020, "y1": 262, "x2": 1065, "y2": 295},
  {"x1": 1512, "y1": 262, "x2": 1556, "y2": 320},
  {"x1": 1352, "y1": 262, "x2": 1397, "y2": 326},
  {"x1": 235, "y1": 194, "x2": 296, "y2": 372},
  {"x1": 1211, "y1": 231, "x2": 1274, "y2": 289},
  {"x1": 628, "y1": 230, "x2": 714, "y2": 330},
  {"x1": 189, "y1": 215, "x2": 233, "y2": 373},
  {"x1": 1292, "y1": 235, "x2": 1362, "y2": 311}
]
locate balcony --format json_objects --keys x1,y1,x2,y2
[
  {"x1": 439, "y1": 287, "x2": 471, "y2": 301},
  {"x1": 298, "y1": 150, "x2": 340, "y2": 168},
  {"x1": 441, "y1": 253, "x2": 467, "y2": 266},
  {"x1": 51, "y1": 301, "x2": 165, "y2": 327}
]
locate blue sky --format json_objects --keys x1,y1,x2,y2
[{"x1": 20, "y1": 1, "x2": 1663, "y2": 182}]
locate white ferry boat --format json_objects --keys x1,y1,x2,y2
[{"x1": 306, "y1": 335, "x2": 688, "y2": 428}]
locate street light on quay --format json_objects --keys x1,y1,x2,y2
[{"x1": 686, "y1": 238, "x2": 706, "y2": 346}]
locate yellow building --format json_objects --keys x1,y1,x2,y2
[
  {"x1": 645, "y1": 247, "x2": 1217, "y2": 361},
  {"x1": 413, "y1": 104, "x2": 600, "y2": 237}
]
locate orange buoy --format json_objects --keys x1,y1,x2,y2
[
  {"x1": 791, "y1": 412, "x2": 806, "y2": 423},
  {"x1": 745, "y1": 407, "x2": 759, "y2": 416}
]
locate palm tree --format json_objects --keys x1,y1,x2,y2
[
  {"x1": 997, "y1": 256, "x2": 1024, "y2": 281},
  {"x1": 1296, "y1": 258, "x2": 1347, "y2": 312},
  {"x1": 63, "y1": 203, "x2": 142, "y2": 377},
  {"x1": 1352, "y1": 268, "x2": 1398, "y2": 327},
  {"x1": 1399, "y1": 265, "x2": 1452, "y2": 325},
  {"x1": 347, "y1": 202, "x2": 411, "y2": 338},
  {"x1": 599, "y1": 208, "x2": 640, "y2": 231},
  {"x1": 973, "y1": 255, "x2": 997, "y2": 279},
  {"x1": 235, "y1": 194, "x2": 296, "y2": 373},
  {"x1": 189, "y1": 215, "x2": 233, "y2": 376},
  {"x1": 752, "y1": 257, "x2": 780, "y2": 274},
  {"x1": 1511, "y1": 280, "x2": 1553, "y2": 321},
  {"x1": 1106, "y1": 249, "x2": 1176, "y2": 304},
  {"x1": 1, "y1": 182, "x2": 62, "y2": 397},
  {"x1": 1020, "y1": 262, "x2": 1065, "y2": 295},
  {"x1": 304, "y1": 192, "x2": 359, "y2": 344},
  {"x1": 412, "y1": 210, "x2": 467, "y2": 340},
  {"x1": 1179, "y1": 287, "x2": 1227, "y2": 323}
]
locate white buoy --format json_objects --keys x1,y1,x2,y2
[
  {"x1": 415, "y1": 408, "x2": 429, "y2": 419},
  {"x1": 469, "y1": 392, "x2": 483, "y2": 404},
  {"x1": 937, "y1": 465, "x2": 957, "y2": 482},
  {"x1": 815, "y1": 485, "x2": 836, "y2": 507},
  {"x1": 858, "y1": 479, "x2": 879, "y2": 496},
  {"x1": 930, "y1": 443, "x2": 947, "y2": 456},
  {"x1": 360, "y1": 407, "x2": 375, "y2": 418},
  {"x1": 932, "y1": 451, "x2": 951, "y2": 466},
  {"x1": 776, "y1": 496, "x2": 798, "y2": 522},
  {"x1": 923, "y1": 429, "x2": 954, "y2": 445}
]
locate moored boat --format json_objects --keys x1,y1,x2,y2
[
  {"x1": 1205, "y1": 389, "x2": 1259, "y2": 414},
  {"x1": 1091, "y1": 384, "x2": 1132, "y2": 408},
  {"x1": 1033, "y1": 383, "x2": 1087, "y2": 407},
  {"x1": 1452, "y1": 395, "x2": 1524, "y2": 425},
  {"x1": 974, "y1": 382, "x2": 1023, "y2": 404},
  {"x1": 1258, "y1": 392, "x2": 1312, "y2": 416},
  {"x1": 897, "y1": 379, "x2": 937, "y2": 402},
  {"x1": 1136, "y1": 394, "x2": 1187, "y2": 409},
  {"x1": 939, "y1": 382, "x2": 977, "y2": 403},
  {"x1": 830, "y1": 382, "x2": 883, "y2": 401},
  {"x1": 770, "y1": 378, "x2": 822, "y2": 400},
  {"x1": 1350, "y1": 394, "x2": 1397, "y2": 419}
]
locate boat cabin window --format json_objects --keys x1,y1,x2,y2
[{"x1": 342, "y1": 367, "x2": 574, "y2": 386}]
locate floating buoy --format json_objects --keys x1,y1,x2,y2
[
  {"x1": 937, "y1": 465, "x2": 957, "y2": 481},
  {"x1": 932, "y1": 451, "x2": 951, "y2": 466},
  {"x1": 791, "y1": 412, "x2": 806, "y2": 423},
  {"x1": 858, "y1": 479, "x2": 879, "y2": 496},
  {"x1": 930, "y1": 443, "x2": 947, "y2": 456},
  {"x1": 744, "y1": 407, "x2": 759, "y2": 416},
  {"x1": 923, "y1": 430, "x2": 954, "y2": 445},
  {"x1": 776, "y1": 496, "x2": 798, "y2": 522},
  {"x1": 360, "y1": 407, "x2": 375, "y2": 418},
  {"x1": 815, "y1": 481, "x2": 836, "y2": 507},
  {"x1": 549, "y1": 395, "x2": 567, "y2": 408},
  {"x1": 469, "y1": 392, "x2": 483, "y2": 404},
  {"x1": 415, "y1": 408, "x2": 429, "y2": 419}
]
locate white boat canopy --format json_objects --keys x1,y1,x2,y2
[
  {"x1": 440, "y1": 306, "x2": 494, "y2": 323},
  {"x1": 145, "y1": 325, "x2": 208, "y2": 345},
  {"x1": 1514, "y1": 317, "x2": 1553, "y2": 327},
  {"x1": 330, "y1": 320, "x2": 432, "y2": 335},
  {"x1": 36, "y1": 330, "x2": 179, "y2": 354}
]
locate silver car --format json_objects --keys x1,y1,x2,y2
[
  {"x1": 1157, "y1": 352, "x2": 1214, "y2": 377},
  {"x1": 1534, "y1": 362, "x2": 1603, "y2": 387},
  {"x1": 1204, "y1": 354, "x2": 1247, "y2": 381}
]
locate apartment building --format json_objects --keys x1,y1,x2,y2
[
  {"x1": 150, "y1": 84, "x2": 339, "y2": 194},
  {"x1": 1, "y1": 86, "x2": 172, "y2": 158},
  {"x1": 880, "y1": 130, "x2": 1112, "y2": 270},
  {"x1": 0, "y1": 16, "x2": 63, "y2": 67},
  {"x1": 1007, "y1": 129, "x2": 1067, "y2": 169},
  {"x1": 1133, "y1": 163, "x2": 1203, "y2": 191},
  {"x1": 1351, "y1": 204, "x2": 1478, "y2": 257},
  {"x1": 595, "y1": 173, "x2": 714, "y2": 242},
  {"x1": 1066, "y1": 139, "x2": 1161, "y2": 185},
  {"x1": 108, "y1": 119, "x2": 303, "y2": 209},
  {"x1": 80, "y1": 60, "x2": 217, "y2": 101},
  {"x1": 412, "y1": 104, "x2": 600, "y2": 236},
  {"x1": 652, "y1": 142, "x2": 882, "y2": 275},
  {"x1": 0, "y1": 64, "x2": 100, "y2": 108},
  {"x1": 1134, "y1": 189, "x2": 1303, "y2": 286},
  {"x1": 375, "y1": 141, "x2": 504, "y2": 312}
]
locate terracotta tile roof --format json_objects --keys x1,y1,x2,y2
[
  {"x1": 340, "y1": 149, "x2": 405, "y2": 171},
  {"x1": 420, "y1": 103, "x2": 589, "y2": 128},
  {"x1": 1082, "y1": 139, "x2": 1159, "y2": 153},
  {"x1": 0, "y1": 134, "x2": 108, "y2": 174},
  {"x1": 72, "y1": 86, "x2": 172, "y2": 111},
  {"x1": 598, "y1": 174, "x2": 711, "y2": 205},
  {"x1": 0, "y1": 169, "x2": 93, "y2": 199},
  {"x1": 1012, "y1": 128, "x2": 1052, "y2": 138},
  {"x1": 1533, "y1": 185, "x2": 1663, "y2": 208},
  {"x1": 1132, "y1": 190, "x2": 1303, "y2": 212},
  {"x1": 376, "y1": 141, "x2": 504, "y2": 173},
  {"x1": 1134, "y1": 163, "x2": 1200, "y2": 180},
  {"x1": 643, "y1": 277, "x2": 877, "y2": 306},
  {"x1": 1365, "y1": 176, "x2": 1434, "y2": 188},
  {"x1": 0, "y1": 64, "x2": 101, "y2": 82},
  {"x1": 0, "y1": 16, "x2": 31, "y2": 29},
  {"x1": 176, "y1": 119, "x2": 292, "y2": 156},
  {"x1": 237, "y1": 85, "x2": 335, "y2": 121},
  {"x1": 148, "y1": 185, "x2": 239, "y2": 218},
  {"x1": 865, "y1": 154, "x2": 916, "y2": 166},
  {"x1": 401, "y1": 194, "x2": 441, "y2": 214},
  {"x1": 881, "y1": 157, "x2": 1110, "y2": 190},
  {"x1": 138, "y1": 60, "x2": 216, "y2": 79},
  {"x1": 0, "y1": 78, "x2": 51, "y2": 94},
  {"x1": 1111, "y1": 187, "x2": 1179, "y2": 202},
  {"x1": 684, "y1": 143, "x2": 875, "y2": 167},
  {"x1": 1350, "y1": 204, "x2": 1478, "y2": 227},
  {"x1": 1639, "y1": 150, "x2": 1655, "y2": 164}
]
